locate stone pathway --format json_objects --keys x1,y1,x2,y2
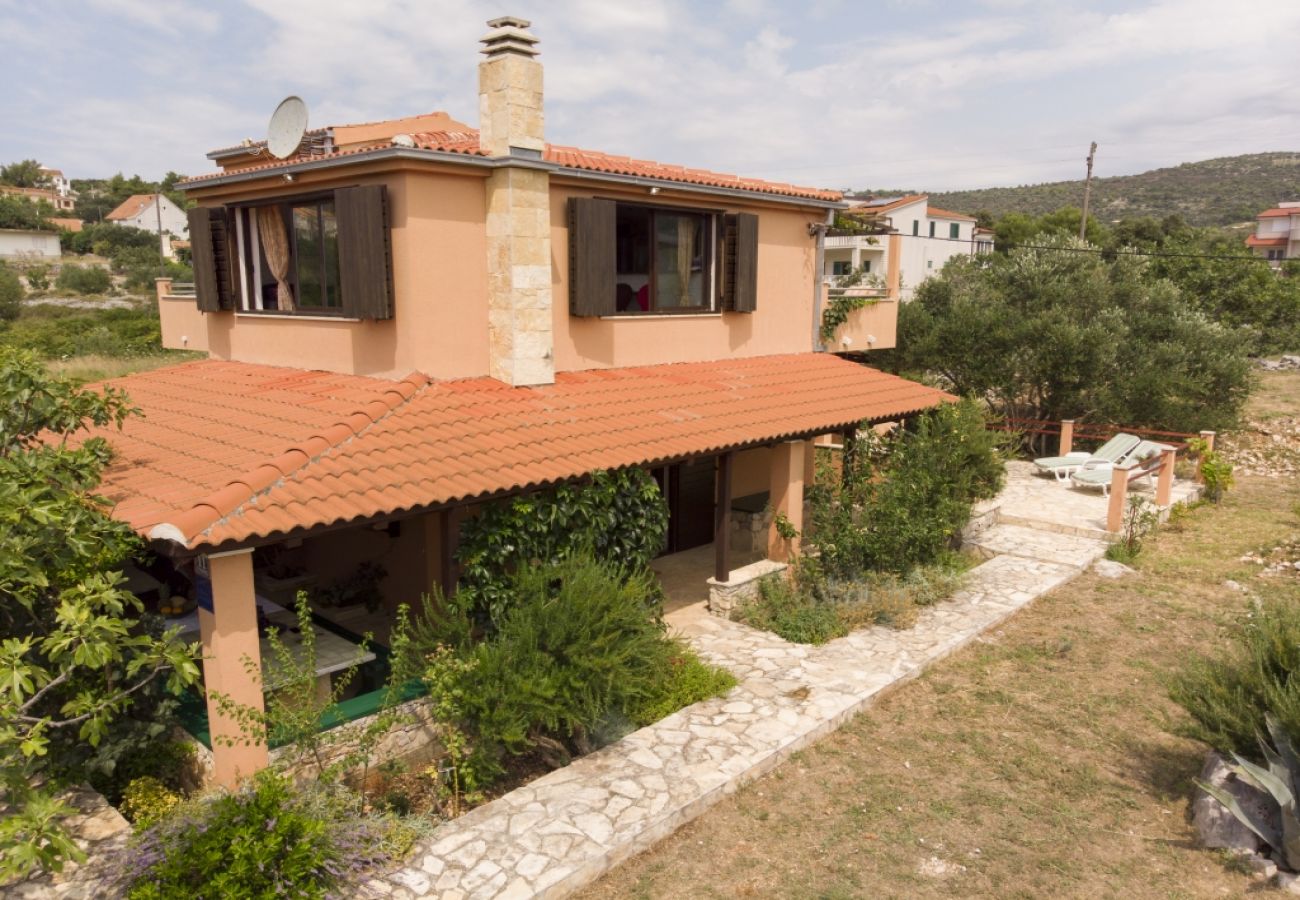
[{"x1": 373, "y1": 511, "x2": 1112, "y2": 898}]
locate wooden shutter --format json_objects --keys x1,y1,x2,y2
[
  {"x1": 188, "y1": 207, "x2": 232, "y2": 312},
  {"x1": 568, "y1": 197, "x2": 616, "y2": 317},
  {"x1": 336, "y1": 185, "x2": 394, "y2": 320},
  {"x1": 723, "y1": 212, "x2": 758, "y2": 312}
]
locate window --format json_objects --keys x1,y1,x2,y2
[
  {"x1": 912, "y1": 220, "x2": 919, "y2": 236},
  {"x1": 187, "y1": 185, "x2": 393, "y2": 320},
  {"x1": 831, "y1": 260, "x2": 852, "y2": 277},
  {"x1": 929, "y1": 221, "x2": 936, "y2": 238},
  {"x1": 1268, "y1": 248, "x2": 1285, "y2": 261},
  {"x1": 613, "y1": 204, "x2": 713, "y2": 313},
  {"x1": 570, "y1": 198, "x2": 753, "y2": 316},
  {"x1": 861, "y1": 260, "x2": 871, "y2": 273},
  {"x1": 949, "y1": 222, "x2": 960, "y2": 239}
]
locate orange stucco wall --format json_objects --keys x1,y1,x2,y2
[
  {"x1": 171, "y1": 161, "x2": 863, "y2": 380},
  {"x1": 549, "y1": 180, "x2": 823, "y2": 371}
]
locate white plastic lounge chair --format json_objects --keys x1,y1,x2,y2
[
  {"x1": 1068, "y1": 441, "x2": 1170, "y2": 496},
  {"x1": 1033, "y1": 432, "x2": 1141, "y2": 482}
]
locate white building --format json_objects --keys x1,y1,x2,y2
[
  {"x1": 105, "y1": 193, "x2": 190, "y2": 259},
  {"x1": 39, "y1": 167, "x2": 74, "y2": 199},
  {"x1": 824, "y1": 194, "x2": 985, "y2": 299},
  {"x1": 1246, "y1": 202, "x2": 1300, "y2": 268},
  {"x1": 0, "y1": 228, "x2": 62, "y2": 259}
]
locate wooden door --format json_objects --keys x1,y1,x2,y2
[{"x1": 670, "y1": 456, "x2": 716, "y2": 552}]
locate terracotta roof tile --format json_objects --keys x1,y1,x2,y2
[
  {"x1": 105, "y1": 194, "x2": 159, "y2": 221},
  {"x1": 85, "y1": 355, "x2": 951, "y2": 550},
  {"x1": 926, "y1": 206, "x2": 977, "y2": 222},
  {"x1": 1258, "y1": 207, "x2": 1300, "y2": 218},
  {"x1": 184, "y1": 122, "x2": 840, "y2": 202},
  {"x1": 1246, "y1": 235, "x2": 1288, "y2": 247}
]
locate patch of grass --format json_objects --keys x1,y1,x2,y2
[
  {"x1": 45, "y1": 352, "x2": 200, "y2": 382},
  {"x1": 579, "y1": 372, "x2": 1300, "y2": 900}
]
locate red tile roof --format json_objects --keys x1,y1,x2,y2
[
  {"x1": 1258, "y1": 207, "x2": 1300, "y2": 218},
  {"x1": 85, "y1": 355, "x2": 951, "y2": 550},
  {"x1": 184, "y1": 123, "x2": 841, "y2": 202},
  {"x1": 106, "y1": 193, "x2": 158, "y2": 221},
  {"x1": 926, "y1": 206, "x2": 976, "y2": 222},
  {"x1": 1246, "y1": 235, "x2": 1288, "y2": 247}
]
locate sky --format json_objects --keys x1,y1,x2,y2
[{"x1": 2, "y1": 0, "x2": 1298, "y2": 193}]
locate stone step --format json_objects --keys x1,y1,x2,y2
[{"x1": 963, "y1": 522, "x2": 1108, "y2": 570}]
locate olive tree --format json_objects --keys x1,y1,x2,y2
[{"x1": 0, "y1": 350, "x2": 199, "y2": 879}]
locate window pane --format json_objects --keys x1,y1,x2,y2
[
  {"x1": 293, "y1": 205, "x2": 324, "y2": 309},
  {"x1": 654, "y1": 212, "x2": 706, "y2": 309},
  {"x1": 320, "y1": 202, "x2": 340, "y2": 308},
  {"x1": 615, "y1": 205, "x2": 651, "y2": 311}
]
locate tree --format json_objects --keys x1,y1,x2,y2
[
  {"x1": 0, "y1": 195, "x2": 53, "y2": 232},
  {"x1": 882, "y1": 234, "x2": 1252, "y2": 440},
  {"x1": 0, "y1": 160, "x2": 48, "y2": 189},
  {"x1": 0, "y1": 263, "x2": 22, "y2": 321},
  {"x1": 0, "y1": 351, "x2": 200, "y2": 879}
]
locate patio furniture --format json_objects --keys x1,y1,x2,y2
[
  {"x1": 1068, "y1": 440, "x2": 1170, "y2": 496},
  {"x1": 1033, "y1": 432, "x2": 1141, "y2": 482}
]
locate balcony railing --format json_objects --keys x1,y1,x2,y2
[{"x1": 168, "y1": 282, "x2": 196, "y2": 297}]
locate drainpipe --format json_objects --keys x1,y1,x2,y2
[{"x1": 811, "y1": 209, "x2": 833, "y2": 351}]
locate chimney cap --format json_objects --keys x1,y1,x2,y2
[{"x1": 481, "y1": 15, "x2": 539, "y2": 58}]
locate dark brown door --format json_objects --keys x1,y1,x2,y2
[{"x1": 670, "y1": 457, "x2": 716, "y2": 552}]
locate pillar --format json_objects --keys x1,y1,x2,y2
[
  {"x1": 886, "y1": 232, "x2": 903, "y2": 300},
  {"x1": 1156, "y1": 447, "x2": 1176, "y2": 506},
  {"x1": 1107, "y1": 466, "x2": 1128, "y2": 534},
  {"x1": 199, "y1": 549, "x2": 269, "y2": 787},
  {"x1": 1059, "y1": 420, "x2": 1075, "y2": 456},
  {"x1": 714, "y1": 452, "x2": 733, "y2": 582},
  {"x1": 767, "y1": 440, "x2": 806, "y2": 561},
  {"x1": 1199, "y1": 430, "x2": 1216, "y2": 453},
  {"x1": 155, "y1": 276, "x2": 173, "y2": 302}
]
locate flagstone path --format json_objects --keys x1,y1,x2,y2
[{"x1": 368, "y1": 474, "x2": 1150, "y2": 899}]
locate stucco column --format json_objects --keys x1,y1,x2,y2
[
  {"x1": 155, "y1": 277, "x2": 173, "y2": 303},
  {"x1": 1106, "y1": 466, "x2": 1128, "y2": 534},
  {"x1": 768, "y1": 440, "x2": 806, "y2": 561},
  {"x1": 198, "y1": 549, "x2": 268, "y2": 787},
  {"x1": 1059, "y1": 420, "x2": 1074, "y2": 456},
  {"x1": 1156, "y1": 447, "x2": 1176, "y2": 506},
  {"x1": 886, "y1": 232, "x2": 903, "y2": 300}
]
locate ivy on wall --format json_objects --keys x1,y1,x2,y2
[{"x1": 455, "y1": 468, "x2": 670, "y2": 623}]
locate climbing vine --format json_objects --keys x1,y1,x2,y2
[{"x1": 820, "y1": 270, "x2": 885, "y2": 344}]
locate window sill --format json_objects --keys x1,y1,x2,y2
[
  {"x1": 234, "y1": 311, "x2": 363, "y2": 323},
  {"x1": 597, "y1": 312, "x2": 723, "y2": 320}
]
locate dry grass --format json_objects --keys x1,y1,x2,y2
[
  {"x1": 45, "y1": 352, "x2": 201, "y2": 382},
  {"x1": 582, "y1": 372, "x2": 1300, "y2": 900}
]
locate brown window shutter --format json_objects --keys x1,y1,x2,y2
[
  {"x1": 188, "y1": 207, "x2": 232, "y2": 312},
  {"x1": 568, "y1": 197, "x2": 616, "y2": 316},
  {"x1": 730, "y1": 212, "x2": 759, "y2": 312},
  {"x1": 336, "y1": 185, "x2": 394, "y2": 320}
]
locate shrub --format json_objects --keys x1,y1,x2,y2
[
  {"x1": 1189, "y1": 437, "x2": 1235, "y2": 504},
  {"x1": 1104, "y1": 495, "x2": 1157, "y2": 563},
  {"x1": 737, "y1": 570, "x2": 845, "y2": 645},
  {"x1": 0, "y1": 305, "x2": 163, "y2": 358},
  {"x1": 24, "y1": 263, "x2": 50, "y2": 292},
  {"x1": 0, "y1": 264, "x2": 21, "y2": 321},
  {"x1": 120, "y1": 777, "x2": 180, "y2": 827},
  {"x1": 627, "y1": 646, "x2": 737, "y2": 727},
  {"x1": 1169, "y1": 598, "x2": 1300, "y2": 761},
  {"x1": 123, "y1": 771, "x2": 393, "y2": 900},
  {"x1": 456, "y1": 468, "x2": 668, "y2": 623},
  {"x1": 55, "y1": 263, "x2": 112, "y2": 295}
]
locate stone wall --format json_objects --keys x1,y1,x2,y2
[
  {"x1": 4, "y1": 786, "x2": 131, "y2": 899},
  {"x1": 707, "y1": 558, "x2": 788, "y2": 618}
]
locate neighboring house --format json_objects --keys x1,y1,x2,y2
[
  {"x1": 83, "y1": 17, "x2": 950, "y2": 786},
  {"x1": 0, "y1": 228, "x2": 61, "y2": 258},
  {"x1": 0, "y1": 184, "x2": 75, "y2": 212},
  {"x1": 106, "y1": 192, "x2": 190, "y2": 259},
  {"x1": 824, "y1": 194, "x2": 983, "y2": 299},
  {"x1": 1246, "y1": 202, "x2": 1300, "y2": 267},
  {"x1": 39, "y1": 166, "x2": 74, "y2": 199}
]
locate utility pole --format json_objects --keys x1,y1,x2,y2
[
  {"x1": 155, "y1": 192, "x2": 165, "y2": 277},
  {"x1": 1079, "y1": 141, "x2": 1098, "y2": 240}
]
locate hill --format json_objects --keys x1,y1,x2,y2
[{"x1": 920, "y1": 152, "x2": 1300, "y2": 227}]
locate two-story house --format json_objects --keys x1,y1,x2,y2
[
  {"x1": 105, "y1": 192, "x2": 191, "y2": 259},
  {"x1": 824, "y1": 194, "x2": 982, "y2": 300},
  {"x1": 84, "y1": 17, "x2": 949, "y2": 786},
  {"x1": 1246, "y1": 202, "x2": 1300, "y2": 267}
]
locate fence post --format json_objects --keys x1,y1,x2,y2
[
  {"x1": 155, "y1": 276, "x2": 173, "y2": 302},
  {"x1": 1107, "y1": 466, "x2": 1128, "y2": 534},
  {"x1": 1156, "y1": 447, "x2": 1176, "y2": 506},
  {"x1": 1059, "y1": 420, "x2": 1075, "y2": 456},
  {"x1": 1199, "y1": 430, "x2": 1216, "y2": 453}
]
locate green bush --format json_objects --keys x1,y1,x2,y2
[
  {"x1": 0, "y1": 264, "x2": 21, "y2": 321},
  {"x1": 23, "y1": 263, "x2": 50, "y2": 292},
  {"x1": 123, "y1": 771, "x2": 393, "y2": 899},
  {"x1": 0, "y1": 305, "x2": 163, "y2": 358},
  {"x1": 55, "y1": 263, "x2": 112, "y2": 295},
  {"x1": 737, "y1": 570, "x2": 845, "y2": 644},
  {"x1": 456, "y1": 468, "x2": 668, "y2": 623},
  {"x1": 627, "y1": 646, "x2": 737, "y2": 727},
  {"x1": 1169, "y1": 598, "x2": 1300, "y2": 761},
  {"x1": 120, "y1": 777, "x2": 180, "y2": 827}
]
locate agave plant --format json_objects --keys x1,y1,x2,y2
[{"x1": 1197, "y1": 714, "x2": 1300, "y2": 869}]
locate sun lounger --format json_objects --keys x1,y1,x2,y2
[
  {"x1": 1033, "y1": 432, "x2": 1141, "y2": 482},
  {"x1": 1068, "y1": 440, "x2": 1170, "y2": 495}
]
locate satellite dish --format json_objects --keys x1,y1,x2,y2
[{"x1": 266, "y1": 96, "x2": 309, "y2": 159}]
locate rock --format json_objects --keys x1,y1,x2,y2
[
  {"x1": 1224, "y1": 580, "x2": 1246, "y2": 593},
  {"x1": 916, "y1": 856, "x2": 966, "y2": 878},
  {"x1": 1092, "y1": 559, "x2": 1135, "y2": 579},
  {"x1": 1278, "y1": 870, "x2": 1300, "y2": 895},
  {"x1": 1193, "y1": 752, "x2": 1275, "y2": 854},
  {"x1": 1245, "y1": 852, "x2": 1278, "y2": 880}
]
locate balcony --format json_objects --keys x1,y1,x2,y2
[
  {"x1": 822, "y1": 287, "x2": 897, "y2": 352},
  {"x1": 824, "y1": 233, "x2": 882, "y2": 250}
]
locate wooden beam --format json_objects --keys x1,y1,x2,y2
[{"x1": 714, "y1": 451, "x2": 733, "y2": 583}]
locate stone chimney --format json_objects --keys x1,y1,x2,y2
[{"x1": 480, "y1": 16, "x2": 554, "y2": 387}]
